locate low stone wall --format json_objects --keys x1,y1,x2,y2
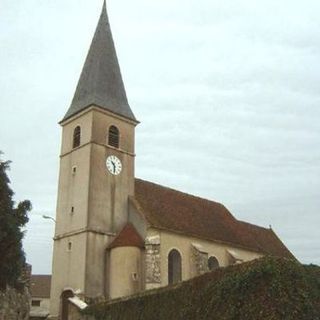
[
  {"x1": 68, "y1": 303, "x2": 93, "y2": 320},
  {"x1": 0, "y1": 286, "x2": 30, "y2": 320}
]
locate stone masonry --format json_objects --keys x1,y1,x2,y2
[
  {"x1": 191, "y1": 244, "x2": 209, "y2": 276},
  {"x1": 0, "y1": 286, "x2": 30, "y2": 320},
  {"x1": 145, "y1": 235, "x2": 161, "y2": 287}
]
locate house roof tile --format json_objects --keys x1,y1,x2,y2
[{"x1": 30, "y1": 275, "x2": 51, "y2": 298}]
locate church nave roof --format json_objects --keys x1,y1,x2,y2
[{"x1": 133, "y1": 179, "x2": 295, "y2": 259}]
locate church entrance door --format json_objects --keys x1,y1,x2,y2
[{"x1": 60, "y1": 290, "x2": 74, "y2": 320}]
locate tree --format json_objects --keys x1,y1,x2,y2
[{"x1": 0, "y1": 153, "x2": 31, "y2": 289}]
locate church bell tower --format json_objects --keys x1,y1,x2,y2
[{"x1": 50, "y1": 1, "x2": 138, "y2": 318}]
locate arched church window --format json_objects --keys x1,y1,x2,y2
[
  {"x1": 73, "y1": 126, "x2": 81, "y2": 149},
  {"x1": 108, "y1": 125, "x2": 119, "y2": 148},
  {"x1": 168, "y1": 249, "x2": 182, "y2": 285},
  {"x1": 208, "y1": 256, "x2": 219, "y2": 271}
]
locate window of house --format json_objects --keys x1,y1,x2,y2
[
  {"x1": 208, "y1": 256, "x2": 219, "y2": 271},
  {"x1": 67, "y1": 242, "x2": 72, "y2": 251},
  {"x1": 73, "y1": 126, "x2": 81, "y2": 149},
  {"x1": 168, "y1": 249, "x2": 182, "y2": 285},
  {"x1": 31, "y1": 300, "x2": 41, "y2": 307},
  {"x1": 108, "y1": 125, "x2": 119, "y2": 148}
]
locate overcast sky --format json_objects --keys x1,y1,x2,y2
[{"x1": 0, "y1": 0, "x2": 319, "y2": 274}]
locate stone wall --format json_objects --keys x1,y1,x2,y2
[
  {"x1": 0, "y1": 286, "x2": 30, "y2": 320},
  {"x1": 145, "y1": 235, "x2": 161, "y2": 289},
  {"x1": 68, "y1": 303, "x2": 93, "y2": 320},
  {"x1": 190, "y1": 244, "x2": 209, "y2": 276}
]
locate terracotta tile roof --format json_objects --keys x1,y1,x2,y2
[
  {"x1": 30, "y1": 275, "x2": 51, "y2": 298},
  {"x1": 134, "y1": 179, "x2": 294, "y2": 259},
  {"x1": 108, "y1": 223, "x2": 144, "y2": 249},
  {"x1": 238, "y1": 221, "x2": 295, "y2": 259}
]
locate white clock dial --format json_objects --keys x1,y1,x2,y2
[{"x1": 106, "y1": 155, "x2": 122, "y2": 175}]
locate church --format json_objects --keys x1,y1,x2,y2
[{"x1": 49, "y1": 2, "x2": 294, "y2": 319}]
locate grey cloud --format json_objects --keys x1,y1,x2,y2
[{"x1": 0, "y1": 0, "x2": 318, "y2": 273}]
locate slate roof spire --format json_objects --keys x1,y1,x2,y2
[{"x1": 62, "y1": 0, "x2": 137, "y2": 122}]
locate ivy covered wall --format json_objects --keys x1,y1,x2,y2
[{"x1": 83, "y1": 257, "x2": 320, "y2": 320}]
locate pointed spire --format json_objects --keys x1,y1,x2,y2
[
  {"x1": 102, "y1": 0, "x2": 107, "y2": 16},
  {"x1": 62, "y1": 1, "x2": 137, "y2": 122}
]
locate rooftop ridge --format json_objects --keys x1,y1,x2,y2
[{"x1": 237, "y1": 220, "x2": 270, "y2": 231}]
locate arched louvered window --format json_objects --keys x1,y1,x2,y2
[
  {"x1": 208, "y1": 256, "x2": 219, "y2": 271},
  {"x1": 108, "y1": 125, "x2": 119, "y2": 148},
  {"x1": 168, "y1": 249, "x2": 182, "y2": 285},
  {"x1": 73, "y1": 126, "x2": 81, "y2": 149}
]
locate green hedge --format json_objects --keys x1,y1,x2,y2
[{"x1": 84, "y1": 257, "x2": 320, "y2": 320}]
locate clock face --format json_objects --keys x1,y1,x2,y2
[{"x1": 106, "y1": 155, "x2": 122, "y2": 175}]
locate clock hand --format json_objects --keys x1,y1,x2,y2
[{"x1": 111, "y1": 161, "x2": 116, "y2": 173}]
